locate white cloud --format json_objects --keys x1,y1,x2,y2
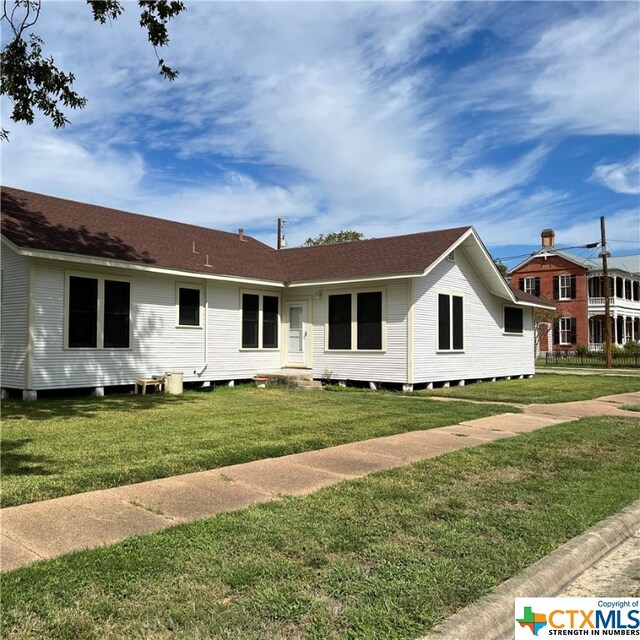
[
  {"x1": 527, "y1": 5, "x2": 640, "y2": 136},
  {"x1": 590, "y1": 156, "x2": 640, "y2": 195},
  {"x1": 1, "y1": 2, "x2": 637, "y2": 251}
]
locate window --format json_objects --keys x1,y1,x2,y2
[
  {"x1": 357, "y1": 292, "x2": 382, "y2": 350},
  {"x1": 69, "y1": 276, "x2": 98, "y2": 348},
  {"x1": 263, "y1": 296, "x2": 279, "y2": 349},
  {"x1": 327, "y1": 290, "x2": 384, "y2": 351},
  {"x1": 555, "y1": 317, "x2": 576, "y2": 346},
  {"x1": 328, "y1": 294, "x2": 352, "y2": 350},
  {"x1": 553, "y1": 274, "x2": 576, "y2": 300},
  {"x1": 67, "y1": 274, "x2": 130, "y2": 349},
  {"x1": 519, "y1": 276, "x2": 540, "y2": 297},
  {"x1": 241, "y1": 292, "x2": 279, "y2": 349},
  {"x1": 104, "y1": 280, "x2": 131, "y2": 348},
  {"x1": 504, "y1": 306, "x2": 524, "y2": 334},
  {"x1": 177, "y1": 286, "x2": 201, "y2": 326},
  {"x1": 438, "y1": 293, "x2": 463, "y2": 351}
]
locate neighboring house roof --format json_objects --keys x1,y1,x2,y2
[
  {"x1": 1, "y1": 186, "x2": 552, "y2": 309},
  {"x1": 508, "y1": 285, "x2": 550, "y2": 306},
  {"x1": 509, "y1": 248, "x2": 640, "y2": 277}
]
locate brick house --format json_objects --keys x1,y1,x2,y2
[{"x1": 509, "y1": 229, "x2": 640, "y2": 353}]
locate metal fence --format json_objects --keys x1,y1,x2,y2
[{"x1": 539, "y1": 351, "x2": 640, "y2": 369}]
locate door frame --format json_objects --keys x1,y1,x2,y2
[{"x1": 283, "y1": 297, "x2": 312, "y2": 368}]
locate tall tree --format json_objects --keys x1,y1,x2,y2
[
  {"x1": 303, "y1": 231, "x2": 364, "y2": 247},
  {"x1": 0, "y1": 0, "x2": 185, "y2": 139}
]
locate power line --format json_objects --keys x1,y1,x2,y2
[{"x1": 493, "y1": 242, "x2": 599, "y2": 263}]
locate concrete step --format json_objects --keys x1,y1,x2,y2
[{"x1": 256, "y1": 372, "x2": 319, "y2": 389}]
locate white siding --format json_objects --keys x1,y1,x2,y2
[
  {"x1": 30, "y1": 260, "x2": 281, "y2": 390},
  {"x1": 205, "y1": 282, "x2": 283, "y2": 379},
  {"x1": 290, "y1": 280, "x2": 410, "y2": 383},
  {"x1": 1, "y1": 246, "x2": 29, "y2": 388},
  {"x1": 413, "y1": 248, "x2": 535, "y2": 382}
]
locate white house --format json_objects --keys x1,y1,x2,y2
[{"x1": 1, "y1": 187, "x2": 552, "y2": 399}]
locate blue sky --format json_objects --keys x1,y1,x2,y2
[{"x1": 2, "y1": 1, "x2": 639, "y2": 266}]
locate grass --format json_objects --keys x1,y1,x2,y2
[
  {"x1": 0, "y1": 385, "x2": 514, "y2": 507},
  {"x1": 622, "y1": 405, "x2": 640, "y2": 412},
  {"x1": 414, "y1": 373, "x2": 639, "y2": 404},
  {"x1": 2, "y1": 416, "x2": 639, "y2": 639}
]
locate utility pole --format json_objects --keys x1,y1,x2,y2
[
  {"x1": 277, "y1": 218, "x2": 285, "y2": 250},
  {"x1": 600, "y1": 216, "x2": 612, "y2": 369}
]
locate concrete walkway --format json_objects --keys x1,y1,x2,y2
[{"x1": 1, "y1": 391, "x2": 638, "y2": 572}]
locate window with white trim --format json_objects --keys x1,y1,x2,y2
[
  {"x1": 504, "y1": 306, "x2": 524, "y2": 334},
  {"x1": 327, "y1": 290, "x2": 384, "y2": 351},
  {"x1": 558, "y1": 317, "x2": 574, "y2": 345},
  {"x1": 241, "y1": 292, "x2": 279, "y2": 349},
  {"x1": 67, "y1": 274, "x2": 131, "y2": 349},
  {"x1": 438, "y1": 293, "x2": 463, "y2": 351},
  {"x1": 522, "y1": 277, "x2": 539, "y2": 296},
  {"x1": 176, "y1": 284, "x2": 202, "y2": 327},
  {"x1": 559, "y1": 275, "x2": 572, "y2": 300}
]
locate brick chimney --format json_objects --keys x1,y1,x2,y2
[
  {"x1": 238, "y1": 228, "x2": 245, "y2": 241},
  {"x1": 541, "y1": 229, "x2": 555, "y2": 248}
]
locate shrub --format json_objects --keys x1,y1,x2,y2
[
  {"x1": 575, "y1": 344, "x2": 589, "y2": 356},
  {"x1": 623, "y1": 340, "x2": 640, "y2": 354}
]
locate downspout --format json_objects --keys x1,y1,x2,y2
[{"x1": 196, "y1": 283, "x2": 208, "y2": 376}]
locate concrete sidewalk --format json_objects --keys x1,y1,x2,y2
[{"x1": 1, "y1": 392, "x2": 638, "y2": 572}]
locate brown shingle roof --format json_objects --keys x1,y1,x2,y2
[
  {"x1": 1, "y1": 186, "x2": 283, "y2": 281},
  {"x1": 509, "y1": 283, "x2": 555, "y2": 307},
  {"x1": 278, "y1": 227, "x2": 470, "y2": 282},
  {"x1": 1, "y1": 186, "x2": 470, "y2": 285}
]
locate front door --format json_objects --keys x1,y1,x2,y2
[{"x1": 286, "y1": 301, "x2": 307, "y2": 366}]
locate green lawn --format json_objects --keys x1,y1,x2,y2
[
  {"x1": 414, "y1": 373, "x2": 639, "y2": 404},
  {"x1": 3, "y1": 416, "x2": 638, "y2": 640},
  {"x1": 1, "y1": 386, "x2": 515, "y2": 507},
  {"x1": 622, "y1": 405, "x2": 640, "y2": 412}
]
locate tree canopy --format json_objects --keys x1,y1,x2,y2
[
  {"x1": 303, "y1": 231, "x2": 364, "y2": 247},
  {"x1": 0, "y1": 0, "x2": 185, "y2": 139}
]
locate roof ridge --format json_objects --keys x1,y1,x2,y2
[{"x1": 279, "y1": 225, "x2": 472, "y2": 253}]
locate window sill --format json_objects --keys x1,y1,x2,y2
[
  {"x1": 176, "y1": 325, "x2": 203, "y2": 329},
  {"x1": 64, "y1": 347, "x2": 133, "y2": 351},
  {"x1": 324, "y1": 349, "x2": 387, "y2": 354},
  {"x1": 503, "y1": 331, "x2": 524, "y2": 336},
  {"x1": 239, "y1": 347, "x2": 280, "y2": 351},
  {"x1": 436, "y1": 349, "x2": 464, "y2": 354}
]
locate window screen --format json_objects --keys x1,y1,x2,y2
[
  {"x1": 328, "y1": 294, "x2": 351, "y2": 350},
  {"x1": 242, "y1": 294, "x2": 259, "y2": 348},
  {"x1": 262, "y1": 295, "x2": 279, "y2": 348},
  {"x1": 504, "y1": 307, "x2": 523, "y2": 334},
  {"x1": 438, "y1": 294, "x2": 450, "y2": 350},
  {"x1": 68, "y1": 276, "x2": 98, "y2": 348},
  {"x1": 452, "y1": 295, "x2": 463, "y2": 350},
  {"x1": 178, "y1": 287, "x2": 200, "y2": 326},
  {"x1": 104, "y1": 280, "x2": 130, "y2": 348},
  {"x1": 357, "y1": 292, "x2": 382, "y2": 350}
]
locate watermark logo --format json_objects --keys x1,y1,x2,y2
[
  {"x1": 517, "y1": 605, "x2": 548, "y2": 636},
  {"x1": 515, "y1": 598, "x2": 640, "y2": 639}
]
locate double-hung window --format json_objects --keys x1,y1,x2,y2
[
  {"x1": 241, "y1": 293, "x2": 279, "y2": 349},
  {"x1": 504, "y1": 306, "x2": 524, "y2": 334},
  {"x1": 438, "y1": 293, "x2": 463, "y2": 351},
  {"x1": 176, "y1": 284, "x2": 203, "y2": 327},
  {"x1": 67, "y1": 274, "x2": 131, "y2": 349},
  {"x1": 327, "y1": 291, "x2": 384, "y2": 350},
  {"x1": 554, "y1": 274, "x2": 576, "y2": 300},
  {"x1": 519, "y1": 276, "x2": 540, "y2": 297},
  {"x1": 556, "y1": 317, "x2": 576, "y2": 345}
]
